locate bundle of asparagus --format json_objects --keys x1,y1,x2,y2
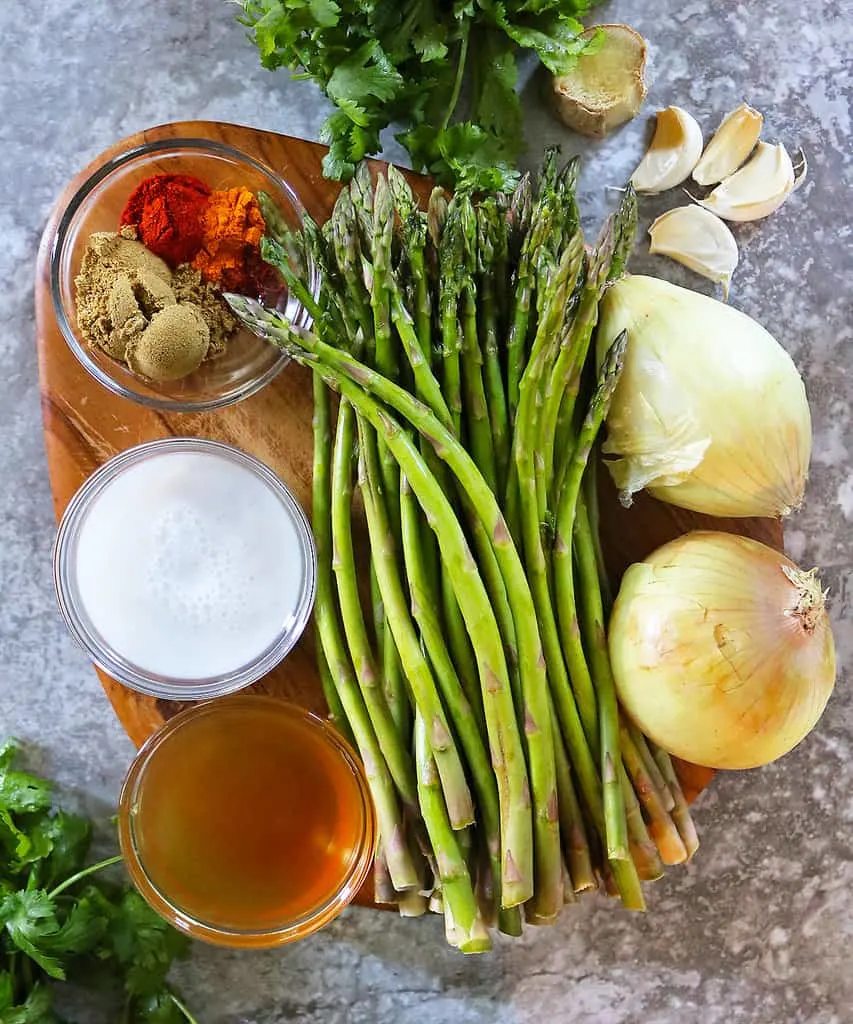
[{"x1": 227, "y1": 151, "x2": 699, "y2": 951}]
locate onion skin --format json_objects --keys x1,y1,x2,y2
[
  {"x1": 609, "y1": 531, "x2": 836, "y2": 769},
  {"x1": 597, "y1": 275, "x2": 812, "y2": 518}
]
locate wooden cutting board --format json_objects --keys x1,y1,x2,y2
[{"x1": 35, "y1": 121, "x2": 783, "y2": 906}]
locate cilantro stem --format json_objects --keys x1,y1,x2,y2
[
  {"x1": 21, "y1": 955, "x2": 33, "y2": 992},
  {"x1": 7, "y1": 950, "x2": 18, "y2": 1001},
  {"x1": 441, "y1": 20, "x2": 470, "y2": 130},
  {"x1": 171, "y1": 992, "x2": 201, "y2": 1024},
  {"x1": 47, "y1": 854, "x2": 123, "y2": 898}
]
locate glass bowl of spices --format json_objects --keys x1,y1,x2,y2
[{"x1": 50, "y1": 138, "x2": 314, "y2": 412}]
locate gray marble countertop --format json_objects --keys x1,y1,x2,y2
[{"x1": 2, "y1": 0, "x2": 851, "y2": 1020}]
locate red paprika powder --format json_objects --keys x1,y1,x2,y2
[{"x1": 120, "y1": 174, "x2": 211, "y2": 267}]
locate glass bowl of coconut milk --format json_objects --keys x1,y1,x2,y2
[{"x1": 53, "y1": 438, "x2": 316, "y2": 700}]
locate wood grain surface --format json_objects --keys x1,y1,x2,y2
[{"x1": 35, "y1": 121, "x2": 784, "y2": 905}]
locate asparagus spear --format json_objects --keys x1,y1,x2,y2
[
  {"x1": 551, "y1": 715, "x2": 596, "y2": 893},
  {"x1": 553, "y1": 336, "x2": 629, "y2": 866},
  {"x1": 374, "y1": 844, "x2": 399, "y2": 906},
  {"x1": 549, "y1": 188, "x2": 637, "y2": 504},
  {"x1": 400, "y1": 472, "x2": 506, "y2": 913},
  {"x1": 583, "y1": 452, "x2": 614, "y2": 614},
  {"x1": 316, "y1": 634, "x2": 355, "y2": 750},
  {"x1": 476, "y1": 198, "x2": 511, "y2": 496},
  {"x1": 438, "y1": 202, "x2": 465, "y2": 436},
  {"x1": 330, "y1": 187, "x2": 373, "y2": 343},
  {"x1": 513, "y1": 239, "x2": 599, "y2": 800},
  {"x1": 427, "y1": 187, "x2": 448, "y2": 251},
  {"x1": 310, "y1": 374, "x2": 419, "y2": 892},
  {"x1": 619, "y1": 721, "x2": 688, "y2": 865},
  {"x1": 619, "y1": 762, "x2": 662, "y2": 887},
  {"x1": 626, "y1": 719, "x2": 674, "y2": 813},
  {"x1": 505, "y1": 151, "x2": 559, "y2": 424},
  {"x1": 414, "y1": 711, "x2": 492, "y2": 952},
  {"x1": 458, "y1": 195, "x2": 499, "y2": 493},
  {"x1": 331, "y1": 399, "x2": 416, "y2": 804},
  {"x1": 364, "y1": 175, "x2": 403, "y2": 551},
  {"x1": 388, "y1": 165, "x2": 432, "y2": 352},
  {"x1": 652, "y1": 746, "x2": 701, "y2": 860},
  {"x1": 506, "y1": 173, "x2": 533, "y2": 264},
  {"x1": 358, "y1": 418, "x2": 474, "y2": 831}
]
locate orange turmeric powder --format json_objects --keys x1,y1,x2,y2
[{"x1": 192, "y1": 187, "x2": 266, "y2": 294}]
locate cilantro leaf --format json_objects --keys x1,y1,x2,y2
[
  {"x1": 104, "y1": 891, "x2": 190, "y2": 998},
  {"x1": 0, "y1": 888, "x2": 108, "y2": 980},
  {"x1": 128, "y1": 991, "x2": 191, "y2": 1024},
  {"x1": 0, "y1": 811, "x2": 35, "y2": 869},
  {"x1": 0, "y1": 742, "x2": 17, "y2": 773},
  {"x1": 0, "y1": 981, "x2": 57, "y2": 1024},
  {"x1": 0, "y1": 892, "x2": 64, "y2": 979},
  {"x1": 438, "y1": 123, "x2": 520, "y2": 192},
  {"x1": 469, "y1": 29, "x2": 521, "y2": 144},
  {"x1": 0, "y1": 756, "x2": 52, "y2": 816},
  {"x1": 27, "y1": 813, "x2": 91, "y2": 890},
  {"x1": 326, "y1": 41, "x2": 404, "y2": 127}
]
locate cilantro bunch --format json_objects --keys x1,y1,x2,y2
[
  {"x1": 239, "y1": 0, "x2": 599, "y2": 189},
  {"x1": 0, "y1": 741, "x2": 197, "y2": 1024}
]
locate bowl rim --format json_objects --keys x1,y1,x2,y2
[
  {"x1": 50, "y1": 136, "x2": 309, "y2": 413},
  {"x1": 52, "y1": 436, "x2": 317, "y2": 700},
  {"x1": 118, "y1": 695, "x2": 377, "y2": 948}
]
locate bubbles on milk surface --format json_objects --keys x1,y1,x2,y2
[{"x1": 145, "y1": 499, "x2": 254, "y2": 634}]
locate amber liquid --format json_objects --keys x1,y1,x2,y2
[{"x1": 132, "y1": 699, "x2": 367, "y2": 933}]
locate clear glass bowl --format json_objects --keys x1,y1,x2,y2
[
  {"x1": 50, "y1": 138, "x2": 313, "y2": 412},
  {"x1": 53, "y1": 437, "x2": 316, "y2": 700},
  {"x1": 119, "y1": 697, "x2": 376, "y2": 948}
]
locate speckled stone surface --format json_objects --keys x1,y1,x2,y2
[{"x1": 2, "y1": 0, "x2": 852, "y2": 1020}]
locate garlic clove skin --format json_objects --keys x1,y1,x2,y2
[
  {"x1": 649, "y1": 205, "x2": 739, "y2": 299},
  {"x1": 630, "y1": 106, "x2": 704, "y2": 193},
  {"x1": 697, "y1": 141, "x2": 800, "y2": 222},
  {"x1": 692, "y1": 103, "x2": 764, "y2": 186}
]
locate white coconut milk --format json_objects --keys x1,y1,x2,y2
[{"x1": 72, "y1": 447, "x2": 308, "y2": 680}]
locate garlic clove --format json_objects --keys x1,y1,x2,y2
[
  {"x1": 697, "y1": 142, "x2": 802, "y2": 222},
  {"x1": 692, "y1": 103, "x2": 764, "y2": 186},
  {"x1": 649, "y1": 206, "x2": 739, "y2": 299},
  {"x1": 630, "y1": 106, "x2": 704, "y2": 193}
]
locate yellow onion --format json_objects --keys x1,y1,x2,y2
[
  {"x1": 609, "y1": 531, "x2": 836, "y2": 769},
  {"x1": 597, "y1": 275, "x2": 812, "y2": 517}
]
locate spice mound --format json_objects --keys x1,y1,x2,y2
[
  {"x1": 120, "y1": 177, "x2": 274, "y2": 297},
  {"x1": 119, "y1": 174, "x2": 211, "y2": 266},
  {"x1": 75, "y1": 228, "x2": 237, "y2": 382}
]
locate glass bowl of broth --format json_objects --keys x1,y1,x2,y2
[{"x1": 118, "y1": 696, "x2": 376, "y2": 947}]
